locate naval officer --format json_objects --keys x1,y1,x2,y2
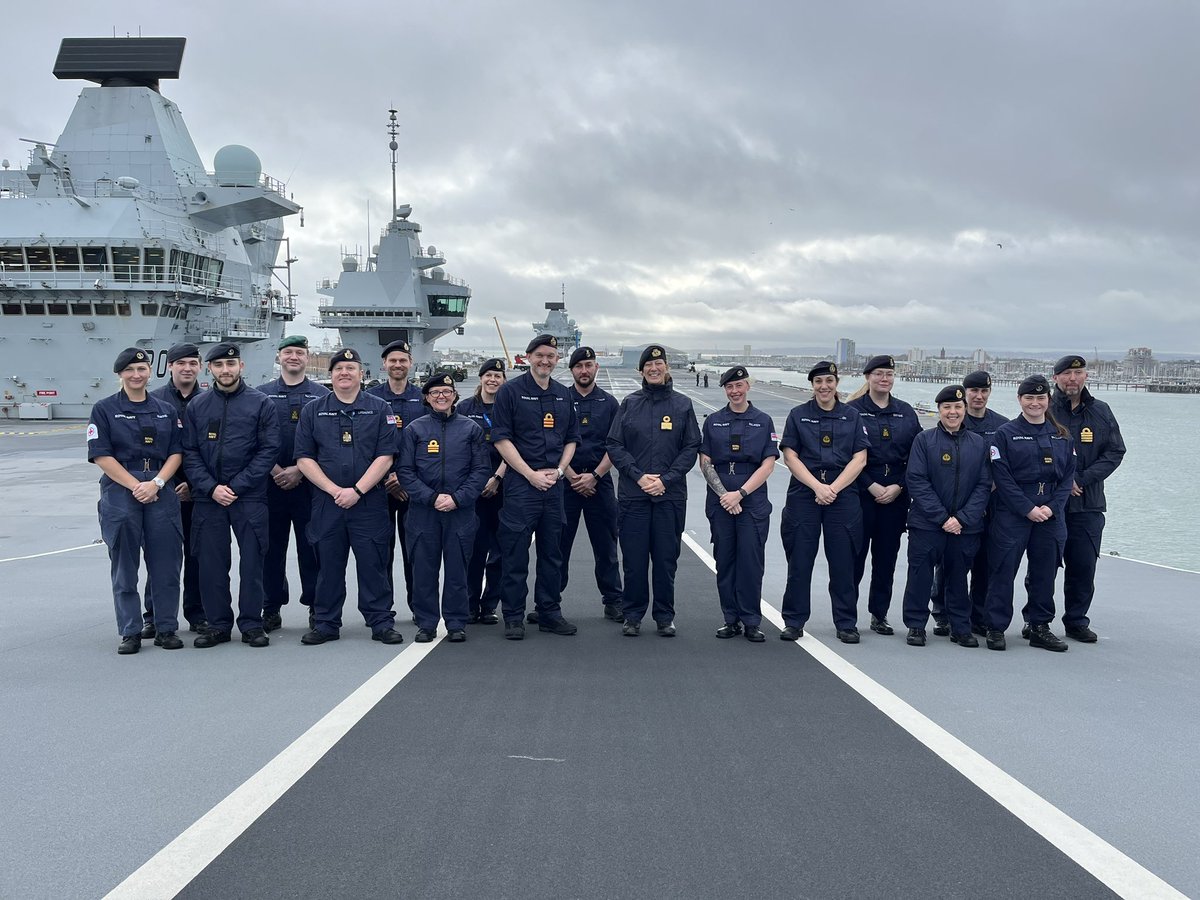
[
  {"x1": 183, "y1": 342, "x2": 281, "y2": 649},
  {"x1": 142, "y1": 341, "x2": 205, "y2": 637},
  {"x1": 491, "y1": 334, "x2": 580, "y2": 639},
  {"x1": 606, "y1": 344, "x2": 701, "y2": 636},
  {"x1": 259, "y1": 334, "x2": 330, "y2": 631},
  {"x1": 1049, "y1": 354, "x2": 1125, "y2": 642},
  {"x1": 559, "y1": 346, "x2": 624, "y2": 622},
  {"x1": 847, "y1": 355, "x2": 921, "y2": 636},
  {"x1": 88, "y1": 348, "x2": 185, "y2": 654},
  {"x1": 396, "y1": 372, "x2": 491, "y2": 642},
  {"x1": 295, "y1": 348, "x2": 404, "y2": 645},
  {"x1": 698, "y1": 366, "x2": 778, "y2": 642},
  {"x1": 367, "y1": 339, "x2": 427, "y2": 616},
  {"x1": 778, "y1": 362, "x2": 869, "y2": 642},
  {"x1": 929, "y1": 369, "x2": 1009, "y2": 636},
  {"x1": 982, "y1": 375, "x2": 1076, "y2": 652},
  {"x1": 899, "y1": 385, "x2": 992, "y2": 647},
  {"x1": 456, "y1": 358, "x2": 509, "y2": 624}
]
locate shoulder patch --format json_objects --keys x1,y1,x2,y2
[
  {"x1": 86, "y1": 423, "x2": 98, "y2": 441},
  {"x1": 989, "y1": 445, "x2": 1001, "y2": 461}
]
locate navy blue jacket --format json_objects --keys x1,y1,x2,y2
[
  {"x1": 905, "y1": 423, "x2": 992, "y2": 533},
  {"x1": 1051, "y1": 387, "x2": 1125, "y2": 514},
  {"x1": 366, "y1": 381, "x2": 427, "y2": 433},
  {"x1": 849, "y1": 394, "x2": 922, "y2": 490},
  {"x1": 989, "y1": 416, "x2": 1077, "y2": 518},
  {"x1": 491, "y1": 371, "x2": 579, "y2": 469},
  {"x1": 779, "y1": 399, "x2": 870, "y2": 495},
  {"x1": 294, "y1": 390, "x2": 397, "y2": 489},
  {"x1": 183, "y1": 381, "x2": 280, "y2": 502},
  {"x1": 607, "y1": 379, "x2": 700, "y2": 503},
  {"x1": 396, "y1": 410, "x2": 491, "y2": 511},
  {"x1": 87, "y1": 390, "x2": 183, "y2": 487},
  {"x1": 568, "y1": 384, "x2": 619, "y2": 472},
  {"x1": 456, "y1": 395, "x2": 503, "y2": 471},
  {"x1": 258, "y1": 377, "x2": 330, "y2": 467},
  {"x1": 150, "y1": 380, "x2": 200, "y2": 488},
  {"x1": 963, "y1": 407, "x2": 1009, "y2": 441},
  {"x1": 700, "y1": 402, "x2": 778, "y2": 515}
]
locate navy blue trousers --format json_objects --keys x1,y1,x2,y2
[
  {"x1": 929, "y1": 531, "x2": 991, "y2": 628},
  {"x1": 780, "y1": 488, "x2": 862, "y2": 631},
  {"x1": 497, "y1": 478, "x2": 566, "y2": 624},
  {"x1": 143, "y1": 497, "x2": 202, "y2": 627},
  {"x1": 100, "y1": 476, "x2": 182, "y2": 638},
  {"x1": 467, "y1": 491, "x2": 503, "y2": 617},
  {"x1": 191, "y1": 500, "x2": 268, "y2": 635},
  {"x1": 901, "y1": 529, "x2": 979, "y2": 634},
  {"x1": 1062, "y1": 511, "x2": 1104, "y2": 628},
  {"x1": 853, "y1": 492, "x2": 909, "y2": 619},
  {"x1": 407, "y1": 504, "x2": 477, "y2": 632},
  {"x1": 307, "y1": 493, "x2": 394, "y2": 636},
  {"x1": 560, "y1": 474, "x2": 623, "y2": 604},
  {"x1": 263, "y1": 480, "x2": 319, "y2": 614},
  {"x1": 709, "y1": 506, "x2": 768, "y2": 628},
  {"x1": 984, "y1": 510, "x2": 1065, "y2": 632},
  {"x1": 385, "y1": 495, "x2": 415, "y2": 611},
  {"x1": 618, "y1": 496, "x2": 685, "y2": 625}
]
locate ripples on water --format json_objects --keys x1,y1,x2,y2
[{"x1": 748, "y1": 368, "x2": 1199, "y2": 572}]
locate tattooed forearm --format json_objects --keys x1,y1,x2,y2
[{"x1": 700, "y1": 458, "x2": 727, "y2": 495}]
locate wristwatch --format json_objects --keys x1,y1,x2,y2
[
  {"x1": 738, "y1": 487, "x2": 749, "y2": 499},
  {"x1": 555, "y1": 467, "x2": 564, "y2": 479},
  {"x1": 152, "y1": 477, "x2": 166, "y2": 489},
  {"x1": 353, "y1": 485, "x2": 365, "y2": 497}
]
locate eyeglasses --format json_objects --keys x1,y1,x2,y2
[{"x1": 427, "y1": 389, "x2": 455, "y2": 399}]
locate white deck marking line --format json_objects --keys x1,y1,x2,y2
[
  {"x1": 0, "y1": 542, "x2": 104, "y2": 563},
  {"x1": 679, "y1": 532, "x2": 1186, "y2": 900},
  {"x1": 507, "y1": 755, "x2": 566, "y2": 762},
  {"x1": 104, "y1": 633, "x2": 446, "y2": 899}
]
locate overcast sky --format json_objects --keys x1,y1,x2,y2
[{"x1": 2, "y1": 1, "x2": 1197, "y2": 358}]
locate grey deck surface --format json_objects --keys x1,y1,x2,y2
[{"x1": 1, "y1": 372, "x2": 1196, "y2": 899}]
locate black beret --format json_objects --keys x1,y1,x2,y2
[
  {"x1": 381, "y1": 339, "x2": 412, "y2": 359},
  {"x1": 205, "y1": 342, "x2": 241, "y2": 362},
  {"x1": 113, "y1": 347, "x2": 151, "y2": 373},
  {"x1": 639, "y1": 344, "x2": 667, "y2": 369},
  {"x1": 720, "y1": 366, "x2": 750, "y2": 386},
  {"x1": 935, "y1": 385, "x2": 966, "y2": 405},
  {"x1": 278, "y1": 334, "x2": 309, "y2": 351},
  {"x1": 478, "y1": 358, "x2": 506, "y2": 377},
  {"x1": 166, "y1": 342, "x2": 200, "y2": 364},
  {"x1": 329, "y1": 348, "x2": 363, "y2": 370},
  {"x1": 526, "y1": 334, "x2": 559, "y2": 354},
  {"x1": 962, "y1": 370, "x2": 992, "y2": 389},
  {"x1": 1018, "y1": 374, "x2": 1051, "y2": 396},
  {"x1": 863, "y1": 354, "x2": 895, "y2": 374},
  {"x1": 808, "y1": 361, "x2": 838, "y2": 381},
  {"x1": 1053, "y1": 354, "x2": 1087, "y2": 375},
  {"x1": 569, "y1": 346, "x2": 597, "y2": 368},
  {"x1": 422, "y1": 372, "x2": 457, "y2": 394}
]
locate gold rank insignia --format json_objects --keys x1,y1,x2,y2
[
  {"x1": 135, "y1": 351, "x2": 145, "y2": 361},
  {"x1": 1080, "y1": 427, "x2": 1094, "y2": 443},
  {"x1": 291, "y1": 408, "x2": 300, "y2": 422},
  {"x1": 1071, "y1": 359, "x2": 1083, "y2": 368},
  {"x1": 955, "y1": 389, "x2": 963, "y2": 400},
  {"x1": 652, "y1": 348, "x2": 662, "y2": 358},
  {"x1": 942, "y1": 453, "x2": 952, "y2": 462},
  {"x1": 731, "y1": 442, "x2": 740, "y2": 451},
  {"x1": 830, "y1": 364, "x2": 838, "y2": 376},
  {"x1": 581, "y1": 416, "x2": 589, "y2": 425},
  {"x1": 344, "y1": 350, "x2": 353, "y2": 359},
  {"x1": 543, "y1": 412, "x2": 555, "y2": 429},
  {"x1": 342, "y1": 431, "x2": 352, "y2": 443},
  {"x1": 396, "y1": 417, "x2": 404, "y2": 429},
  {"x1": 822, "y1": 434, "x2": 831, "y2": 445},
  {"x1": 428, "y1": 439, "x2": 440, "y2": 454},
  {"x1": 207, "y1": 430, "x2": 218, "y2": 440},
  {"x1": 882, "y1": 427, "x2": 890, "y2": 438},
  {"x1": 661, "y1": 415, "x2": 672, "y2": 430}
]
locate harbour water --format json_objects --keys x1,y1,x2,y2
[{"x1": 741, "y1": 367, "x2": 1199, "y2": 572}]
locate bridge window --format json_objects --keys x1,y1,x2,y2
[
  {"x1": 70, "y1": 302, "x2": 92, "y2": 315},
  {"x1": 141, "y1": 303, "x2": 159, "y2": 317},
  {"x1": 112, "y1": 247, "x2": 140, "y2": 282},
  {"x1": 144, "y1": 247, "x2": 165, "y2": 282},
  {"x1": 23, "y1": 302, "x2": 45, "y2": 314},
  {"x1": 1, "y1": 303, "x2": 22, "y2": 315},
  {"x1": 47, "y1": 303, "x2": 68, "y2": 315},
  {"x1": 428, "y1": 295, "x2": 467, "y2": 317},
  {"x1": 81, "y1": 246, "x2": 109, "y2": 272},
  {"x1": 94, "y1": 302, "x2": 115, "y2": 315},
  {"x1": 26, "y1": 247, "x2": 52, "y2": 272},
  {"x1": 53, "y1": 247, "x2": 81, "y2": 270},
  {"x1": 0, "y1": 247, "x2": 25, "y2": 270}
]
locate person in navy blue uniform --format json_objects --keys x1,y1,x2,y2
[
  {"x1": 366, "y1": 339, "x2": 427, "y2": 617},
  {"x1": 88, "y1": 348, "x2": 185, "y2": 655},
  {"x1": 698, "y1": 366, "x2": 778, "y2": 642},
  {"x1": 982, "y1": 375, "x2": 1076, "y2": 652},
  {"x1": 778, "y1": 361, "x2": 870, "y2": 642},
  {"x1": 142, "y1": 342, "x2": 205, "y2": 637},
  {"x1": 900, "y1": 385, "x2": 992, "y2": 647},
  {"x1": 607, "y1": 344, "x2": 700, "y2": 637},
  {"x1": 929, "y1": 369, "x2": 1009, "y2": 636},
  {"x1": 295, "y1": 348, "x2": 403, "y2": 645},
  {"x1": 258, "y1": 334, "x2": 330, "y2": 632},
  {"x1": 396, "y1": 372, "x2": 491, "y2": 642},
  {"x1": 560, "y1": 346, "x2": 624, "y2": 622},
  {"x1": 847, "y1": 354, "x2": 921, "y2": 636},
  {"x1": 491, "y1": 334, "x2": 580, "y2": 639},
  {"x1": 1050, "y1": 354, "x2": 1125, "y2": 642},
  {"x1": 456, "y1": 358, "x2": 508, "y2": 624},
  {"x1": 183, "y1": 342, "x2": 281, "y2": 649}
]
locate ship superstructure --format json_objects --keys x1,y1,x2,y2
[
  {"x1": 313, "y1": 109, "x2": 470, "y2": 374},
  {"x1": 0, "y1": 37, "x2": 301, "y2": 418},
  {"x1": 532, "y1": 291, "x2": 580, "y2": 355}
]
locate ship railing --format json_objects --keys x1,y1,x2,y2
[
  {"x1": 0, "y1": 268, "x2": 248, "y2": 297},
  {"x1": 421, "y1": 273, "x2": 470, "y2": 288},
  {"x1": 314, "y1": 310, "x2": 429, "y2": 329},
  {"x1": 226, "y1": 317, "x2": 271, "y2": 339},
  {"x1": 206, "y1": 171, "x2": 290, "y2": 199}
]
